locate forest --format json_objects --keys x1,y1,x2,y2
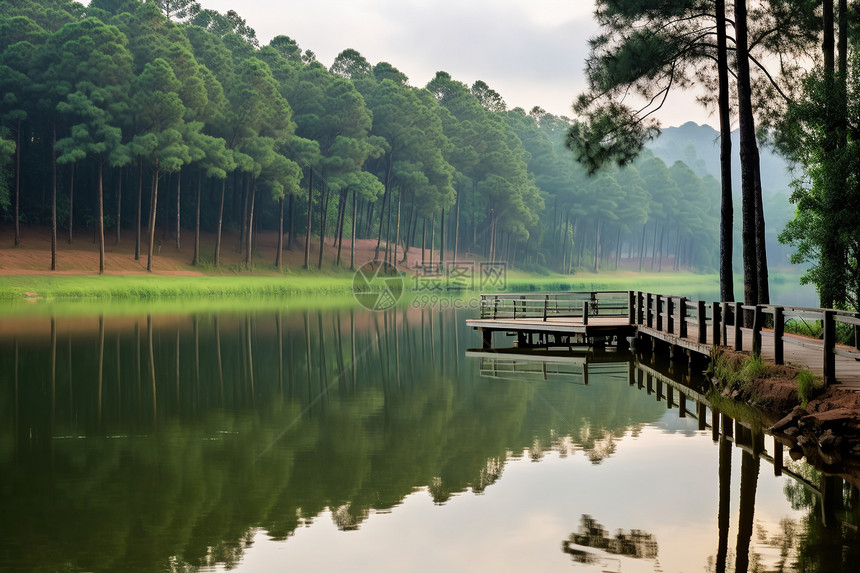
[{"x1": 0, "y1": 0, "x2": 725, "y2": 278}]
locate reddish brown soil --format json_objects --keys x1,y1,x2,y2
[{"x1": 0, "y1": 224, "x2": 462, "y2": 275}]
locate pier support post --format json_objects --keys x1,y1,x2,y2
[
  {"x1": 628, "y1": 291, "x2": 635, "y2": 325},
  {"x1": 721, "y1": 302, "x2": 728, "y2": 345},
  {"x1": 656, "y1": 295, "x2": 663, "y2": 332},
  {"x1": 824, "y1": 309, "x2": 836, "y2": 386},
  {"x1": 711, "y1": 302, "x2": 720, "y2": 346},
  {"x1": 711, "y1": 408, "x2": 720, "y2": 442},
  {"x1": 637, "y1": 291, "x2": 645, "y2": 324},
  {"x1": 773, "y1": 436, "x2": 783, "y2": 477},
  {"x1": 774, "y1": 306, "x2": 784, "y2": 365},
  {"x1": 481, "y1": 329, "x2": 492, "y2": 349},
  {"x1": 646, "y1": 293, "x2": 653, "y2": 327},
  {"x1": 582, "y1": 301, "x2": 589, "y2": 326},
  {"x1": 752, "y1": 305, "x2": 763, "y2": 356},
  {"x1": 679, "y1": 392, "x2": 686, "y2": 417},
  {"x1": 667, "y1": 297, "x2": 674, "y2": 334},
  {"x1": 679, "y1": 298, "x2": 688, "y2": 338},
  {"x1": 734, "y1": 302, "x2": 743, "y2": 351}
]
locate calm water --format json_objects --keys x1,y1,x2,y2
[{"x1": 0, "y1": 302, "x2": 857, "y2": 572}]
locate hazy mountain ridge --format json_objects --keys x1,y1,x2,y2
[{"x1": 646, "y1": 122, "x2": 796, "y2": 196}]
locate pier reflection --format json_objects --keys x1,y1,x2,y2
[{"x1": 472, "y1": 346, "x2": 860, "y2": 572}]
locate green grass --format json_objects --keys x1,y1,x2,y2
[
  {"x1": 0, "y1": 274, "x2": 356, "y2": 301},
  {"x1": 796, "y1": 369, "x2": 824, "y2": 408},
  {"x1": 714, "y1": 351, "x2": 769, "y2": 389}
]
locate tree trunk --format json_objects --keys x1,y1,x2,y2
[
  {"x1": 287, "y1": 193, "x2": 295, "y2": 250},
  {"x1": 303, "y1": 168, "x2": 313, "y2": 269},
  {"x1": 735, "y1": 0, "x2": 760, "y2": 315},
  {"x1": 192, "y1": 175, "x2": 201, "y2": 265},
  {"x1": 375, "y1": 153, "x2": 393, "y2": 258},
  {"x1": 175, "y1": 169, "x2": 181, "y2": 250},
  {"x1": 716, "y1": 0, "x2": 735, "y2": 302},
  {"x1": 615, "y1": 227, "x2": 622, "y2": 270},
  {"x1": 115, "y1": 166, "x2": 122, "y2": 245},
  {"x1": 245, "y1": 183, "x2": 256, "y2": 265},
  {"x1": 819, "y1": 0, "x2": 838, "y2": 307},
  {"x1": 68, "y1": 162, "x2": 75, "y2": 244},
  {"x1": 14, "y1": 119, "x2": 20, "y2": 247},
  {"x1": 350, "y1": 189, "x2": 357, "y2": 270},
  {"x1": 439, "y1": 206, "x2": 444, "y2": 269},
  {"x1": 317, "y1": 182, "x2": 329, "y2": 270},
  {"x1": 430, "y1": 212, "x2": 436, "y2": 267},
  {"x1": 336, "y1": 189, "x2": 347, "y2": 267},
  {"x1": 453, "y1": 184, "x2": 461, "y2": 262},
  {"x1": 214, "y1": 178, "x2": 226, "y2": 267},
  {"x1": 276, "y1": 196, "x2": 284, "y2": 269},
  {"x1": 239, "y1": 175, "x2": 249, "y2": 254},
  {"x1": 638, "y1": 223, "x2": 647, "y2": 272},
  {"x1": 97, "y1": 161, "x2": 105, "y2": 274},
  {"x1": 421, "y1": 218, "x2": 426, "y2": 266},
  {"x1": 593, "y1": 218, "x2": 601, "y2": 272},
  {"x1": 135, "y1": 158, "x2": 142, "y2": 261},
  {"x1": 146, "y1": 159, "x2": 160, "y2": 272},
  {"x1": 51, "y1": 125, "x2": 57, "y2": 271},
  {"x1": 651, "y1": 222, "x2": 659, "y2": 269}
]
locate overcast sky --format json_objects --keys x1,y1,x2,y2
[{"x1": 187, "y1": 0, "x2": 714, "y2": 127}]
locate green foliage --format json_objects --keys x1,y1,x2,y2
[
  {"x1": 0, "y1": 0, "x2": 731, "y2": 278},
  {"x1": 713, "y1": 351, "x2": 768, "y2": 390},
  {"x1": 795, "y1": 369, "x2": 823, "y2": 408}
]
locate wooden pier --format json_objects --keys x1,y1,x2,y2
[{"x1": 466, "y1": 291, "x2": 860, "y2": 390}]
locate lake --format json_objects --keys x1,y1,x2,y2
[{"x1": 1, "y1": 297, "x2": 857, "y2": 572}]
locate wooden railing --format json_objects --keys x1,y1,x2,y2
[
  {"x1": 478, "y1": 291, "x2": 630, "y2": 322},
  {"x1": 478, "y1": 290, "x2": 860, "y2": 386},
  {"x1": 630, "y1": 292, "x2": 860, "y2": 386}
]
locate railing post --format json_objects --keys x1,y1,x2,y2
[
  {"x1": 711, "y1": 302, "x2": 720, "y2": 346},
  {"x1": 646, "y1": 293, "x2": 653, "y2": 328},
  {"x1": 774, "y1": 306, "x2": 784, "y2": 365},
  {"x1": 698, "y1": 300, "x2": 707, "y2": 344},
  {"x1": 720, "y1": 302, "x2": 728, "y2": 345},
  {"x1": 582, "y1": 301, "x2": 589, "y2": 326},
  {"x1": 734, "y1": 302, "x2": 743, "y2": 351},
  {"x1": 752, "y1": 305, "x2": 763, "y2": 356},
  {"x1": 543, "y1": 294, "x2": 548, "y2": 322},
  {"x1": 656, "y1": 295, "x2": 663, "y2": 332},
  {"x1": 679, "y1": 298, "x2": 688, "y2": 338},
  {"x1": 824, "y1": 309, "x2": 836, "y2": 386},
  {"x1": 637, "y1": 291, "x2": 645, "y2": 324},
  {"x1": 493, "y1": 297, "x2": 498, "y2": 319},
  {"x1": 628, "y1": 291, "x2": 635, "y2": 326},
  {"x1": 667, "y1": 297, "x2": 675, "y2": 334}
]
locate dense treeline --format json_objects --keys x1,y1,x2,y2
[{"x1": 0, "y1": 0, "x2": 720, "y2": 274}]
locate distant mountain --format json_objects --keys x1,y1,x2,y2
[{"x1": 646, "y1": 122, "x2": 795, "y2": 195}]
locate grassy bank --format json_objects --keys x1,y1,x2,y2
[{"x1": 0, "y1": 274, "x2": 357, "y2": 301}]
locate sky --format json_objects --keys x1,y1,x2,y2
[{"x1": 195, "y1": 0, "x2": 715, "y2": 128}]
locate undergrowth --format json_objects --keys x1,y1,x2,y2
[{"x1": 796, "y1": 369, "x2": 824, "y2": 408}]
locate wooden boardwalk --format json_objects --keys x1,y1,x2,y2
[{"x1": 466, "y1": 291, "x2": 860, "y2": 391}]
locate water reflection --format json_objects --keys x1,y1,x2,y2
[{"x1": 0, "y1": 307, "x2": 858, "y2": 572}]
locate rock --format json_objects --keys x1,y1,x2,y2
[
  {"x1": 797, "y1": 434, "x2": 817, "y2": 457},
  {"x1": 801, "y1": 408, "x2": 858, "y2": 431},
  {"x1": 771, "y1": 406, "x2": 808, "y2": 433},
  {"x1": 789, "y1": 446, "x2": 805, "y2": 461},
  {"x1": 784, "y1": 427, "x2": 800, "y2": 437}
]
